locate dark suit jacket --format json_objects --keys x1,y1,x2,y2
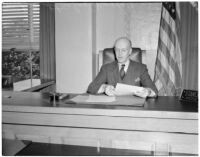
[{"x1": 87, "y1": 60, "x2": 158, "y2": 94}]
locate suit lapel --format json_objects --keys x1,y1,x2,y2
[
  {"x1": 122, "y1": 61, "x2": 137, "y2": 83},
  {"x1": 113, "y1": 62, "x2": 120, "y2": 82},
  {"x1": 109, "y1": 61, "x2": 120, "y2": 85},
  {"x1": 121, "y1": 60, "x2": 132, "y2": 81}
]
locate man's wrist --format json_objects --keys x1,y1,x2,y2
[
  {"x1": 147, "y1": 88, "x2": 157, "y2": 97},
  {"x1": 97, "y1": 84, "x2": 107, "y2": 93}
]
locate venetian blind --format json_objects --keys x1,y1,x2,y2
[{"x1": 2, "y1": 3, "x2": 40, "y2": 50}]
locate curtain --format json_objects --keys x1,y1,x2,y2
[
  {"x1": 179, "y1": 2, "x2": 198, "y2": 90},
  {"x1": 40, "y1": 3, "x2": 56, "y2": 83}
]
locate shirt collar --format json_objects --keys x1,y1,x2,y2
[
  {"x1": 118, "y1": 59, "x2": 130, "y2": 72},
  {"x1": 118, "y1": 59, "x2": 130, "y2": 67}
]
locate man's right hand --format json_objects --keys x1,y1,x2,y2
[
  {"x1": 104, "y1": 85, "x2": 115, "y2": 96},
  {"x1": 97, "y1": 84, "x2": 116, "y2": 96}
]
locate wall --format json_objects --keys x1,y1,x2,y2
[
  {"x1": 55, "y1": 3, "x2": 161, "y2": 93},
  {"x1": 96, "y1": 3, "x2": 161, "y2": 50},
  {"x1": 96, "y1": 3, "x2": 161, "y2": 79},
  {"x1": 96, "y1": 3, "x2": 126, "y2": 50},
  {"x1": 55, "y1": 3, "x2": 92, "y2": 93}
]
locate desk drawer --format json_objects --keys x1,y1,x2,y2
[{"x1": 3, "y1": 111, "x2": 198, "y2": 133}]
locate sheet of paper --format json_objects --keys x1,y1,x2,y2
[
  {"x1": 115, "y1": 83, "x2": 144, "y2": 96},
  {"x1": 86, "y1": 95, "x2": 116, "y2": 103},
  {"x1": 70, "y1": 95, "x2": 89, "y2": 103},
  {"x1": 70, "y1": 95, "x2": 115, "y2": 103}
]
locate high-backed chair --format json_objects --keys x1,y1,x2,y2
[{"x1": 98, "y1": 47, "x2": 143, "y2": 72}]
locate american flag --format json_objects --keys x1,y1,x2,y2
[{"x1": 154, "y1": 2, "x2": 182, "y2": 96}]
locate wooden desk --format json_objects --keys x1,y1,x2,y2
[
  {"x1": 2, "y1": 139, "x2": 31, "y2": 156},
  {"x1": 2, "y1": 91, "x2": 198, "y2": 155},
  {"x1": 17, "y1": 142, "x2": 153, "y2": 156},
  {"x1": 16, "y1": 142, "x2": 196, "y2": 156}
]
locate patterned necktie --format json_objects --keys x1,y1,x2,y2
[{"x1": 120, "y1": 64, "x2": 125, "y2": 80}]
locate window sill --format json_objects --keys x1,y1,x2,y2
[{"x1": 22, "y1": 80, "x2": 55, "y2": 92}]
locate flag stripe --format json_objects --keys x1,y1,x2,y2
[
  {"x1": 158, "y1": 43, "x2": 176, "y2": 82},
  {"x1": 155, "y1": 68, "x2": 176, "y2": 96},
  {"x1": 155, "y1": 58, "x2": 175, "y2": 88},
  {"x1": 158, "y1": 38, "x2": 182, "y2": 88},
  {"x1": 154, "y1": 2, "x2": 182, "y2": 96},
  {"x1": 158, "y1": 39, "x2": 182, "y2": 85},
  {"x1": 158, "y1": 39, "x2": 176, "y2": 69},
  {"x1": 162, "y1": 7, "x2": 176, "y2": 32},
  {"x1": 158, "y1": 31, "x2": 175, "y2": 61},
  {"x1": 160, "y1": 17, "x2": 176, "y2": 47}
]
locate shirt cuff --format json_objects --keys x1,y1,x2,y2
[
  {"x1": 97, "y1": 84, "x2": 106, "y2": 94},
  {"x1": 149, "y1": 89, "x2": 156, "y2": 97}
]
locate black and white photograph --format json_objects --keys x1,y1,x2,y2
[{"x1": 1, "y1": 1, "x2": 198, "y2": 156}]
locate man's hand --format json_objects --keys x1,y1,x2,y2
[
  {"x1": 134, "y1": 87, "x2": 157, "y2": 98},
  {"x1": 104, "y1": 85, "x2": 116, "y2": 96},
  {"x1": 134, "y1": 88, "x2": 151, "y2": 98}
]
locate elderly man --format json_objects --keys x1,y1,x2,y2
[{"x1": 87, "y1": 37, "x2": 157, "y2": 97}]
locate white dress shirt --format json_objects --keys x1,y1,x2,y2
[{"x1": 118, "y1": 60, "x2": 130, "y2": 73}]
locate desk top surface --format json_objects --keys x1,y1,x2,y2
[{"x1": 2, "y1": 91, "x2": 198, "y2": 119}]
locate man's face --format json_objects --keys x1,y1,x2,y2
[{"x1": 114, "y1": 39, "x2": 132, "y2": 64}]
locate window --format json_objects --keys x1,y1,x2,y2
[
  {"x1": 2, "y1": 3, "x2": 39, "y2": 50},
  {"x1": 2, "y1": 3, "x2": 40, "y2": 91}
]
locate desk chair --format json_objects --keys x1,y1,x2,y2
[{"x1": 98, "y1": 48, "x2": 143, "y2": 72}]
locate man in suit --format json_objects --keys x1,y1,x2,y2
[{"x1": 87, "y1": 37, "x2": 157, "y2": 97}]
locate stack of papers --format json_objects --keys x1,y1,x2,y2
[
  {"x1": 69, "y1": 94, "x2": 145, "y2": 107},
  {"x1": 115, "y1": 83, "x2": 145, "y2": 96},
  {"x1": 70, "y1": 95, "x2": 116, "y2": 103}
]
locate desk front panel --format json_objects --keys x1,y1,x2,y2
[
  {"x1": 3, "y1": 111, "x2": 198, "y2": 133},
  {"x1": 3, "y1": 110, "x2": 198, "y2": 155},
  {"x1": 2, "y1": 91, "x2": 198, "y2": 155}
]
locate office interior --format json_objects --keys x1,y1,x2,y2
[{"x1": 2, "y1": 2, "x2": 198, "y2": 156}]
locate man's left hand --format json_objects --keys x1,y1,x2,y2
[
  {"x1": 134, "y1": 87, "x2": 157, "y2": 98},
  {"x1": 134, "y1": 88, "x2": 150, "y2": 98}
]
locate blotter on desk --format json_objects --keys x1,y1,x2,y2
[{"x1": 68, "y1": 94, "x2": 145, "y2": 107}]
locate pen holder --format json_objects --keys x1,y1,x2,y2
[{"x1": 49, "y1": 93, "x2": 59, "y2": 102}]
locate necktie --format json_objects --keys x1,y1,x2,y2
[{"x1": 120, "y1": 64, "x2": 125, "y2": 80}]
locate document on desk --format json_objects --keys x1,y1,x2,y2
[
  {"x1": 70, "y1": 95, "x2": 115, "y2": 103},
  {"x1": 115, "y1": 83, "x2": 145, "y2": 96},
  {"x1": 86, "y1": 95, "x2": 116, "y2": 103},
  {"x1": 69, "y1": 94, "x2": 145, "y2": 106}
]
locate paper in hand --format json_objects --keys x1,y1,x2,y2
[{"x1": 115, "y1": 83, "x2": 146, "y2": 97}]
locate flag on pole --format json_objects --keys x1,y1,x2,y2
[{"x1": 154, "y1": 2, "x2": 182, "y2": 96}]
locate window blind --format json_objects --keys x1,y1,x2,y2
[{"x1": 2, "y1": 3, "x2": 40, "y2": 50}]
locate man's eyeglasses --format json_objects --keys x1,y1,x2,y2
[{"x1": 114, "y1": 48, "x2": 130, "y2": 53}]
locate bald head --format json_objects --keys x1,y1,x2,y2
[{"x1": 114, "y1": 37, "x2": 132, "y2": 49}]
